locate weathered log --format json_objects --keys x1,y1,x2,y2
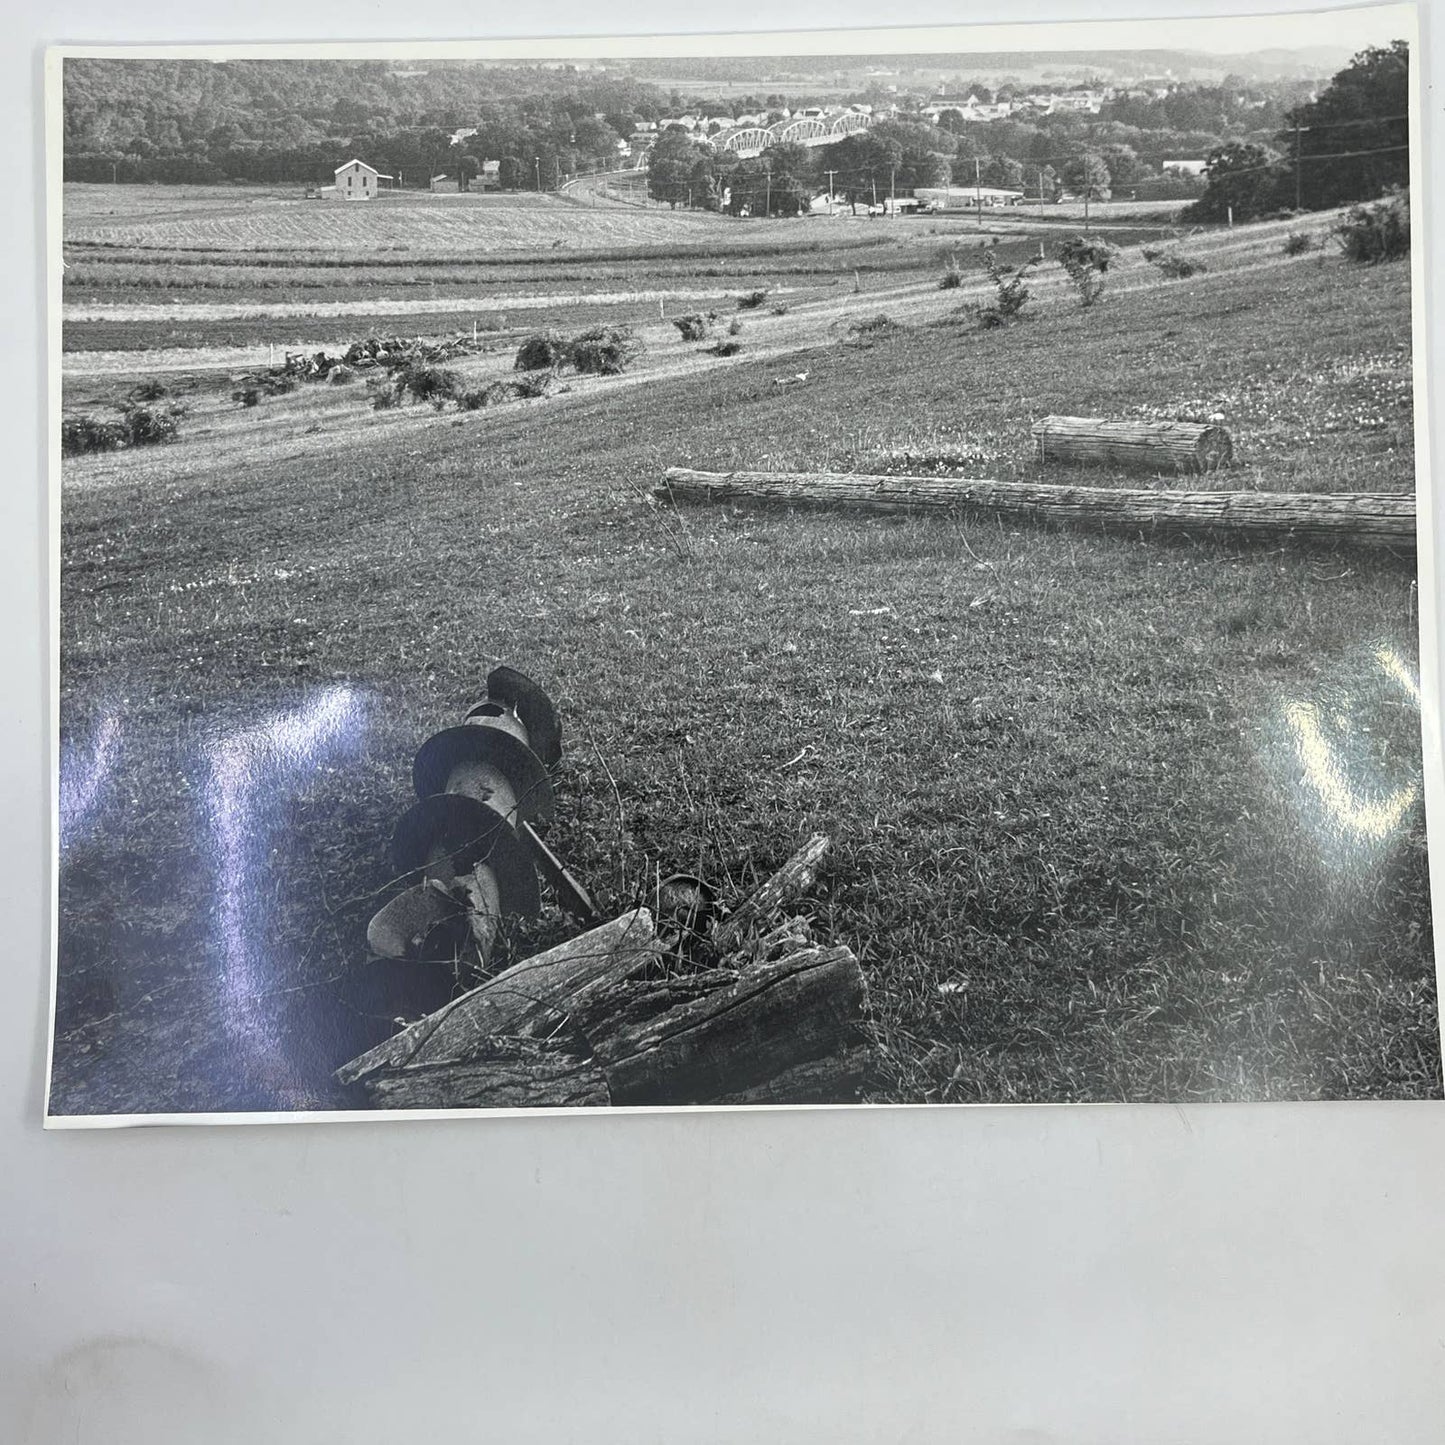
[
  {"x1": 585, "y1": 945, "x2": 867, "y2": 1106},
  {"x1": 336, "y1": 908, "x2": 658, "y2": 1086},
  {"x1": 712, "y1": 834, "x2": 831, "y2": 952},
  {"x1": 656, "y1": 468, "x2": 1415, "y2": 551},
  {"x1": 711, "y1": 1043, "x2": 872, "y2": 1105},
  {"x1": 1033, "y1": 415, "x2": 1234, "y2": 473},
  {"x1": 366, "y1": 1049, "x2": 611, "y2": 1109}
]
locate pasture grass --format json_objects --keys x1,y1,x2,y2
[{"x1": 52, "y1": 208, "x2": 1436, "y2": 1114}]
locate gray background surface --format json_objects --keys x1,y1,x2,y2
[{"x1": 6, "y1": 3, "x2": 1445, "y2": 1440}]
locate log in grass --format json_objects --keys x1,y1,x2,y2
[{"x1": 656, "y1": 468, "x2": 1415, "y2": 551}]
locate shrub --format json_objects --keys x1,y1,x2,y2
[
  {"x1": 1057, "y1": 234, "x2": 1117, "y2": 308},
  {"x1": 61, "y1": 415, "x2": 128, "y2": 455},
  {"x1": 127, "y1": 378, "x2": 169, "y2": 402},
  {"x1": 976, "y1": 253, "x2": 1042, "y2": 328},
  {"x1": 458, "y1": 388, "x2": 489, "y2": 411},
  {"x1": 672, "y1": 314, "x2": 709, "y2": 341},
  {"x1": 514, "y1": 329, "x2": 568, "y2": 371},
  {"x1": 370, "y1": 386, "x2": 400, "y2": 411},
  {"x1": 234, "y1": 387, "x2": 261, "y2": 408},
  {"x1": 570, "y1": 325, "x2": 640, "y2": 376},
  {"x1": 770, "y1": 304, "x2": 790, "y2": 316},
  {"x1": 1142, "y1": 246, "x2": 1207, "y2": 278},
  {"x1": 121, "y1": 404, "x2": 182, "y2": 446},
  {"x1": 62, "y1": 403, "x2": 182, "y2": 456},
  {"x1": 728, "y1": 317, "x2": 743, "y2": 336},
  {"x1": 1335, "y1": 188, "x2": 1409, "y2": 263},
  {"x1": 708, "y1": 340, "x2": 742, "y2": 357},
  {"x1": 392, "y1": 362, "x2": 462, "y2": 407},
  {"x1": 736, "y1": 289, "x2": 769, "y2": 309},
  {"x1": 1282, "y1": 230, "x2": 1314, "y2": 257},
  {"x1": 938, "y1": 262, "x2": 963, "y2": 290},
  {"x1": 326, "y1": 363, "x2": 358, "y2": 385},
  {"x1": 511, "y1": 373, "x2": 553, "y2": 400}
]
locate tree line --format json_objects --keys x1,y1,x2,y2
[
  {"x1": 1187, "y1": 43, "x2": 1408, "y2": 220},
  {"x1": 61, "y1": 47, "x2": 1406, "y2": 218}
]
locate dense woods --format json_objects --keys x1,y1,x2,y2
[{"x1": 63, "y1": 45, "x2": 1406, "y2": 214}]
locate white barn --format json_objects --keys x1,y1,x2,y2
[{"x1": 328, "y1": 159, "x2": 390, "y2": 201}]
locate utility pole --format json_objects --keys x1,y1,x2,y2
[
  {"x1": 534, "y1": 156, "x2": 541, "y2": 191},
  {"x1": 826, "y1": 168, "x2": 837, "y2": 214},
  {"x1": 889, "y1": 164, "x2": 896, "y2": 217},
  {"x1": 1084, "y1": 185, "x2": 1090, "y2": 232},
  {"x1": 1294, "y1": 121, "x2": 1304, "y2": 211},
  {"x1": 974, "y1": 155, "x2": 983, "y2": 229}
]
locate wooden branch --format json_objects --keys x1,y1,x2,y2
[
  {"x1": 336, "y1": 908, "x2": 658, "y2": 1086},
  {"x1": 712, "y1": 834, "x2": 831, "y2": 952},
  {"x1": 1033, "y1": 415, "x2": 1234, "y2": 473},
  {"x1": 656, "y1": 469, "x2": 1415, "y2": 550}
]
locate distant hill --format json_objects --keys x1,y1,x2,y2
[{"x1": 618, "y1": 46, "x2": 1362, "y2": 85}]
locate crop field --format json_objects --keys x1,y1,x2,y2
[
  {"x1": 52, "y1": 183, "x2": 1437, "y2": 1115},
  {"x1": 66, "y1": 183, "x2": 804, "y2": 253}
]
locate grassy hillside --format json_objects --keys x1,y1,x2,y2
[{"x1": 53, "y1": 209, "x2": 1436, "y2": 1114}]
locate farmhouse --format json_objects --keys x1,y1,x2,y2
[
  {"x1": 1162, "y1": 158, "x2": 1209, "y2": 177},
  {"x1": 326, "y1": 159, "x2": 391, "y2": 201}
]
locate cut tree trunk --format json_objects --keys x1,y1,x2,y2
[
  {"x1": 1032, "y1": 415, "x2": 1234, "y2": 473},
  {"x1": 656, "y1": 468, "x2": 1415, "y2": 551}
]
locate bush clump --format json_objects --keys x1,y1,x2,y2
[
  {"x1": 570, "y1": 325, "x2": 640, "y2": 376},
  {"x1": 1142, "y1": 246, "x2": 1207, "y2": 279},
  {"x1": 1056, "y1": 234, "x2": 1117, "y2": 307},
  {"x1": 61, "y1": 415, "x2": 128, "y2": 455},
  {"x1": 672, "y1": 314, "x2": 710, "y2": 342},
  {"x1": 938, "y1": 261, "x2": 963, "y2": 289},
  {"x1": 1335, "y1": 188, "x2": 1410, "y2": 263},
  {"x1": 708, "y1": 340, "x2": 742, "y2": 357},
  {"x1": 61, "y1": 401, "x2": 183, "y2": 456},
  {"x1": 1282, "y1": 230, "x2": 1314, "y2": 257},
  {"x1": 736, "y1": 289, "x2": 769, "y2": 309},
  {"x1": 514, "y1": 330, "x2": 569, "y2": 371},
  {"x1": 392, "y1": 362, "x2": 463, "y2": 408}
]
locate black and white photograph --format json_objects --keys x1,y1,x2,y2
[{"x1": 47, "y1": 4, "x2": 1438, "y2": 1121}]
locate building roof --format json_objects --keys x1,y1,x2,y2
[{"x1": 335, "y1": 159, "x2": 379, "y2": 176}]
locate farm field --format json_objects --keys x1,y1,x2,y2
[
  {"x1": 66, "y1": 182, "x2": 823, "y2": 253},
  {"x1": 53, "y1": 185, "x2": 1436, "y2": 1115}
]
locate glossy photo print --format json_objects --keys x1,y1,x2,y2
[{"x1": 47, "y1": 7, "x2": 1440, "y2": 1122}]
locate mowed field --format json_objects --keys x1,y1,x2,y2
[
  {"x1": 53, "y1": 183, "x2": 1438, "y2": 1114},
  {"x1": 65, "y1": 182, "x2": 762, "y2": 252}
]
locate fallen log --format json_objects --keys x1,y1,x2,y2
[
  {"x1": 336, "y1": 838, "x2": 875, "y2": 1108},
  {"x1": 574, "y1": 945, "x2": 867, "y2": 1106},
  {"x1": 656, "y1": 468, "x2": 1415, "y2": 551},
  {"x1": 366, "y1": 1047, "x2": 611, "y2": 1109},
  {"x1": 336, "y1": 908, "x2": 659, "y2": 1087},
  {"x1": 1033, "y1": 415, "x2": 1234, "y2": 473}
]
